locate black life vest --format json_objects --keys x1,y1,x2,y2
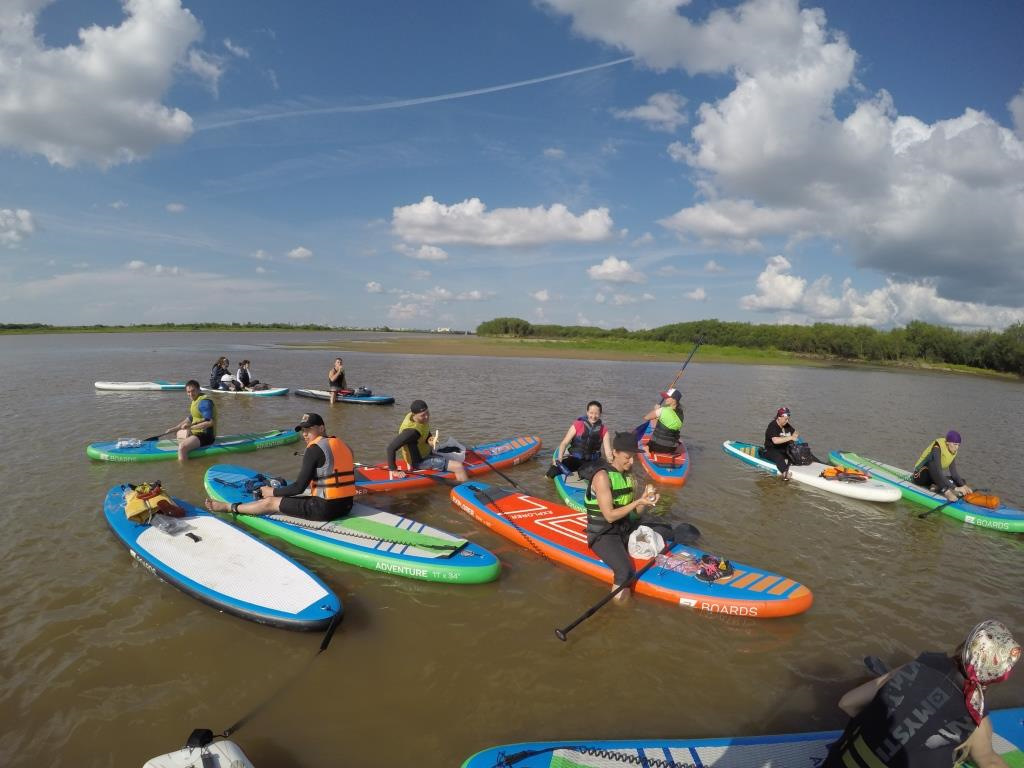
[
  {"x1": 650, "y1": 405, "x2": 684, "y2": 449},
  {"x1": 823, "y1": 653, "x2": 976, "y2": 768},
  {"x1": 569, "y1": 417, "x2": 605, "y2": 461}
]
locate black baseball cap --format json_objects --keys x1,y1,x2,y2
[
  {"x1": 410, "y1": 399, "x2": 429, "y2": 414},
  {"x1": 611, "y1": 432, "x2": 640, "y2": 454},
  {"x1": 294, "y1": 412, "x2": 325, "y2": 431}
]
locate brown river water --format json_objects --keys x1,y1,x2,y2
[{"x1": 0, "y1": 331, "x2": 1021, "y2": 767}]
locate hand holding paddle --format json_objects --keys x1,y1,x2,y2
[{"x1": 918, "y1": 487, "x2": 989, "y2": 518}]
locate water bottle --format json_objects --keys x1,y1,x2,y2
[{"x1": 115, "y1": 438, "x2": 143, "y2": 449}]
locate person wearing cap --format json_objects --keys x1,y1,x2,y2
[
  {"x1": 584, "y1": 432, "x2": 664, "y2": 602},
  {"x1": 204, "y1": 412, "x2": 356, "y2": 521},
  {"x1": 912, "y1": 431, "x2": 972, "y2": 502},
  {"x1": 547, "y1": 400, "x2": 613, "y2": 479},
  {"x1": 764, "y1": 407, "x2": 799, "y2": 479},
  {"x1": 328, "y1": 357, "x2": 347, "y2": 404},
  {"x1": 386, "y1": 400, "x2": 469, "y2": 482},
  {"x1": 163, "y1": 380, "x2": 216, "y2": 461},
  {"x1": 640, "y1": 388, "x2": 685, "y2": 456},
  {"x1": 822, "y1": 619, "x2": 1021, "y2": 767}
]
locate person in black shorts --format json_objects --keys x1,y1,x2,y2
[
  {"x1": 764, "y1": 406, "x2": 798, "y2": 479},
  {"x1": 205, "y1": 413, "x2": 356, "y2": 522}
]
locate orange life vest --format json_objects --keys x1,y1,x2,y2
[{"x1": 309, "y1": 436, "x2": 356, "y2": 500}]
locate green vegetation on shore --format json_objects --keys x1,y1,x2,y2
[{"x1": 477, "y1": 318, "x2": 1024, "y2": 377}]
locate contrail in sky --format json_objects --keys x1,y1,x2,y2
[{"x1": 199, "y1": 56, "x2": 635, "y2": 131}]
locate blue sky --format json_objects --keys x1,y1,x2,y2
[{"x1": 2, "y1": 0, "x2": 1023, "y2": 330}]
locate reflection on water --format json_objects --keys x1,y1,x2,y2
[{"x1": 0, "y1": 332, "x2": 1021, "y2": 766}]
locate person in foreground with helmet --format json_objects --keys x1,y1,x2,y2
[
  {"x1": 823, "y1": 619, "x2": 1021, "y2": 768},
  {"x1": 386, "y1": 399, "x2": 469, "y2": 482},
  {"x1": 205, "y1": 412, "x2": 355, "y2": 521},
  {"x1": 912, "y1": 430, "x2": 973, "y2": 502}
]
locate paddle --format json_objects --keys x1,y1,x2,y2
[
  {"x1": 466, "y1": 447, "x2": 538, "y2": 496},
  {"x1": 554, "y1": 521, "x2": 703, "y2": 642},
  {"x1": 864, "y1": 655, "x2": 889, "y2": 676},
  {"x1": 917, "y1": 487, "x2": 986, "y2": 518},
  {"x1": 353, "y1": 461, "x2": 459, "y2": 488},
  {"x1": 632, "y1": 333, "x2": 705, "y2": 441},
  {"x1": 143, "y1": 428, "x2": 175, "y2": 442}
]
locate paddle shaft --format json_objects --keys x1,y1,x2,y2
[
  {"x1": 665, "y1": 333, "x2": 705, "y2": 391},
  {"x1": 555, "y1": 542, "x2": 672, "y2": 642},
  {"x1": 917, "y1": 487, "x2": 987, "y2": 518}
]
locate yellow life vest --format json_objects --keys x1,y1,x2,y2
[
  {"x1": 124, "y1": 482, "x2": 183, "y2": 521},
  {"x1": 915, "y1": 438, "x2": 956, "y2": 471},
  {"x1": 189, "y1": 395, "x2": 216, "y2": 436},
  {"x1": 398, "y1": 413, "x2": 431, "y2": 466}
]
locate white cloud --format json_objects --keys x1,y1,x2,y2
[
  {"x1": 126, "y1": 259, "x2": 146, "y2": 270},
  {"x1": 543, "y1": 0, "x2": 1024, "y2": 306},
  {"x1": 165, "y1": 202, "x2": 186, "y2": 214},
  {"x1": 396, "y1": 243, "x2": 449, "y2": 261},
  {"x1": 0, "y1": 0, "x2": 200, "y2": 167},
  {"x1": 366, "y1": 281, "x2": 383, "y2": 293},
  {"x1": 392, "y1": 196, "x2": 614, "y2": 246},
  {"x1": 631, "y1": 232, "x2": 654, "y2": 246},
  {"x1": 685, "y1": 287, "x2": 707, "y2": 301},
  {"x1": 224, "y1": 38, "x2": 250, "y2": 59},
  {"x1": 455, "y1": 289, "x2": 493, "y2": 301},
  {"x1": 287, "y1": 246, "x2": 313, "y2": 260},
  {"x1": 187, "y1": 49, "x2": 224, "y2": 96},
  {"x1": 543, "y1": 147, "x2": 566, "y2": 159},
  {"x1": 410, "y1": 269, "x2": 431, "y2": 280},
  {"x1": 594, "y1": 292, "x2": 607, "y2": 304},
  {"x1": 109, "y1": 201, "x2": 127, "y2": 210},
  {"x1": 0, "y1": 208, "x2": 34, "y2": 246},
  {"x1": 613, "y1": 91, "x2": 688, "y2": 132},
  {"x1": 250, "y1": 249, "x2": 271, "y2": 260},
  {"x1": 531, "y1": 289, "x2": 550, "y2": 302},
  {"x1": 587, "y1": 255, "x2": 645, "y2": 283},
  {"x1": 611, "y1": 292, "x2": 654, "y2": 305},
  {"x1": 255, "y1": 266, "x2": 267, "y2": 274},
  {"x1": 704, "y1": 259, "x2": 726, "y2": 273},
  {"x1": 740, "y1": 255, "x2": 1024, "y2": 328}
]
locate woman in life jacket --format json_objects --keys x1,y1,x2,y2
[
  {"x1": 641, "y1": 387, "x2": 685, "y2": 456},
  {"x1": 585, "y1": 432, "x2": 665, "y2": 602},
  {"x1": 547, "y1": 400, "x2": 612, "y2": 478},
  {"x1": 205, "y1": 412, "x2": 356, "y2": 522},
  {"x1": 912, "y1": 430, "x2": 972, "y2": 502},
  {"x1": 210, "y1": 356, "x2": 233, "y2": 390},
  {"x1": 823, "y1": 619, "x2": 1020, "y2": 768}
]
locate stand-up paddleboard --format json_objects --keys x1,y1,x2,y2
[
  {"x1": 94, "y1": 380, "x2": 185, "y2": 391},
  {"x1": 204, "y1": 464, "x2": 500, "y2": 584},
  {"x1": 460, "y1": 707, "x2": 1024, "y2": 767},
  {"x1": 355, "y1": 437, "x2": 542, "y2": 494},
  {"x1": 552, "y1": 473, "x2": 586, "y2": 513},
  {"x1": 295, "y1": 387, "x2": 395, "y2": 405},
  {"x1": 830, "y1": 451, "x2": 1024, "y2": 532},
  {"x1": 723, "y1": 440, "x2": 901, "y2": 502},
  {"x1": 637, "y1": 423, "x2": 690, "y2": 486},
  {"x1": 451, "y1": 482, "x2": 812, "y2": 618},
  {"x1": 201, "y1": 386, "x2": 289, "y2": 397},
  {"x1": 87, "y1": 429, "x2": 299, "y2": 463},
  {"x1": 144, "y1": 738, "x2": 255, "y2": 768},
  {"x1": 103, "y1": 485, "x2": 340, "y2": 630}
]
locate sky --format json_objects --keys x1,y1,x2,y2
[{"x1": 1, "y1": 0, "x2": 1023, "y2": 331}]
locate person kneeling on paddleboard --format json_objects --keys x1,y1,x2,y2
[
  {"x1": 585, "y1": 432, "x2": 670, "y2": 603},
  {"x1": 547, "y1": 400, "x2": 612, "y2": 479},
  {"x1": 911, "y1": 430, "x2": 973, "y2": 502},
  {"x1": 764, "y1": 407, "x2": 798, "y2": 480},
  {"x1": 205, "y1": 413, "x2": 356, "y2": 522},
  {"x1": 823, "y1": 619, "x2": 1021, "y2": 768},
  {"x1": 387, "y1": 399, "x2": 469, "y2": 482},
  {"x1": 328, "y1": 357, "x2": 347, "y2": 404},
  {"x1": 641, "y1": 388, "x2": 685, "y2": 456}
]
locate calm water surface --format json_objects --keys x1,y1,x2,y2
[{"x1": 0, "y1": 332, "x2": 1021, "y2": 767}]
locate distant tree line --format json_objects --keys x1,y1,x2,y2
[{"x1": 476, "y1": 317, "x2": 1024, "y2": 376}]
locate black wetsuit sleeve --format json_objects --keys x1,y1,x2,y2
[
  {"x1": 387, "y1": 429, "x2": 421, "y2": 470},
  {"x1": 274, "y1": 445, "x2": 325, "y2": 497},
  {"x1": 948, "y1": 457, "x2": 965, "y2": 487}
]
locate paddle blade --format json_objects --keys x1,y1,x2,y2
[
  {"x1": 632, "y1": 422, "x2": 648, "y2": 443},
  {"x1": 143, "y1": 434, "x2": 164, "y2": 442}
]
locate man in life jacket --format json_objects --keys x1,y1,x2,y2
[
  {"x1": 641, "y1": 388, "x2": 685, "y2": 456},
  {"x1": 764, "y1": 406, "x2": 799, "y2": 479},
  {"x1": 328, "y1": 357, "x2": 347, "y2": 404},
  {"x1": 205, "y1": 412, "x2": 356, "y2": 522},
  {"x1": 547, "y1": 400, "x2": 612, "y2": 478},
  {"x1": 386, "y1": 399, "x2": 469, "y2": 482},
  {"x1": 912, "y1": 430, "x2": 972, "y2": 502},
  {"x1": 823, "y1": 619, "x2": 1021, "y2": 768},
  {"x1": 164, "y1": 380, "x2": 216, "y2": 461},
  {"x1": 585, "y1": 432, "x2": 666, "y2": 602}
]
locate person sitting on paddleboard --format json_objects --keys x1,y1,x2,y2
[
  {"x1": 823, "y1": 619, "x2": 1021, "y2": 768},
  {"x1": 386, "y1": 399, "x2": 469, "y2": 482},
  {"x1": 328, "y1": 357, "x2": 347, "y2": 404},
  {"x1": 641, "y1": 388, "x2": 684, "y2": 456},
  {"x1": 205, "y1": 412, "x2": 356, "y2": 522},
  {"x1": 166, "y1": 380, "x2": 216, "y2": 461},
  {"x1": 547, "y1": 400, "x2": 612, "y2": 479},
  {"x1": 912, "y1": 430, "x2": 973, "y2": 502},
  {"x1": 235, "y1": 359, "x2": 263, "y2": 390},
  {"x1": 210, "y1": 356, "x2": 235, "y2": 390},
  {"x1": 585, "y1": 432, "x2": 668, "y2": 603},
  {"x1": 764, "y1": 406, "x2": 798, "y2": 480}
]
